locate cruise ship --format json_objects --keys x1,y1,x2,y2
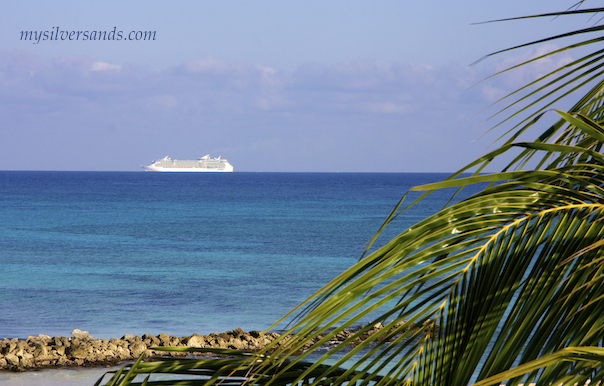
[{"x1": 142, "y1": 155, "x2": 234, "y2": 172}]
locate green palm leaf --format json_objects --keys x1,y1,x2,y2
[
  {"x1": 100, "y1": 140, "x2": 604, "y2": 385},
  {"x1": 98, "y1": 4, "x2": 604, "y2": 386}
]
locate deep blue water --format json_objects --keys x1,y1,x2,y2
[{"x1": 0, "y1": 171, "x2": 471, "y2": 342}]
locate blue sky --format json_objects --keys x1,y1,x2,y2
[{"x1": 0, "y1": 1, "x2": 594, "y2": 171}]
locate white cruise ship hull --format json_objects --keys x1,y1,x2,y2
[
  {"x1": 141, "y1": 155, "x2": 234, "y2": 172},
  {"x1": 142, "y1": 165, "x2": 233, "y2": 172}
]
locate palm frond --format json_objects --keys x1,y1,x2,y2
[
  {"x1": 96, "y1": 348, "x2": 386, "y2": 386},
  {"x1": 97, "y1": 5, "x2": 604, "y2": 386},
  {"x1": 100, "y1": 124, "x2": 604, "y2": 385},
  {"x1": 469, "y1": 6, "x2": 604, "y2": 173}
]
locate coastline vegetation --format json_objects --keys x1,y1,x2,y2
[{"x1": 98, "y1": 3, "x2": 604, "y2": 386}]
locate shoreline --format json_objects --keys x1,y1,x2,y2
[
  {"x1": 0, "y1": 321, "x2": 418, "y2": 373},
  {"x1": 0, "y1": 328, "x2": 280, "y2": 372}
]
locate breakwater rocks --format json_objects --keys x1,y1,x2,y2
[
  {"x1": 0, "y1": 321, "x2": 435, "y2": 372},
  {"x1": 0, "y1": 328, "x2": 280, "y2": 372}
]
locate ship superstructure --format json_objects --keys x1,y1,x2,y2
[{"x1": 142, "y1": 155, "x2": 234, "y2": 172}]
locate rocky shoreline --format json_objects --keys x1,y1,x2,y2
[
  {"x1": 0, "y1": 328, "x2": 280, "y2": 372},
  {"x1": 0, "y1": 321, "x2": 431, "y2": 372}
]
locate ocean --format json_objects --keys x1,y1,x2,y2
[{"x1": 0, "y1": 171, "x2": 472, "y2": 385}]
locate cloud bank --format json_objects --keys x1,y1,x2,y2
[{"x1": 0, "y1": 48, "x2": 574, "y2": 172}]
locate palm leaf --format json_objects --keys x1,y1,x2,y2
[
  {"x1": 97, "y1": 4, "x2": 604, "y2": 386},
  {"x1": 100, "y1": 132, "x2": 604, "y2": 385}
]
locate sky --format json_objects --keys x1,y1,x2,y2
[{"x1": 0, "y1": 1, "x2": 596, "y2": 172}]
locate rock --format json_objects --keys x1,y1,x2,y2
[
  {"x1": 4, "y1": 353, "x2": 19, "y2": 367},
  {"x1": 115, "y1": 346, "x2": 131, "y2": 360},
  {"x1": 17, "y1": 340, "x2": 29, "y2": 349},
  {"x1": 13, "y1": 340, "x2": 28, "y2": 357},
  {"x1": 185, "y1": 334, "x2": 205, "y2": 347},
  {"x1": 217, "y1": 332, "x2": 230, "y2": 340},
  {"x1": 170, "y1": 336, "x2": 181, "y2": 346},
  {"x1": 157, "y1": 333, "x2": 170, "y2": 346},
  {"x1": 129, "y1": 341, "x2": 147, "y2": 357},
  {"x1": 142, "y1": 334, "x2": 160, "y2": 346},
  {"x1": 249, "y1": 330, "x2": 263, "y2": 338},
  {"x1": 19, "y1": 353, "x2": 34, "y2": 368},
  {"x1": 93, "y1": 339, "x2": 108, "y2": 350},
  {"x1": 231, "y1": 328, "x2": 245, "y2": 338},
  {"x1": 1, "y1": 341, "x2": 16, "y2": 355},
  {"x1": 53, "y1": 346, "x2": 66, "y2": 356},
  {"x1": 67, "y1": 343, "x2": 90, "y2": 359},
  {"x1": 26, "y1": 334, "x2": 51, "y2": 343},
  {"x1": 71, "y1": 329, "x2": 91, "y2": 340},
  {"x1": 213, "y1": 337, "x2": 227, "y2": 348},
  {"x1": 32, "y1": 342, "x2": 49, "y2": 358},
  {"x1": 229, "y1": 337, "x2": 246, "y2": 350}
]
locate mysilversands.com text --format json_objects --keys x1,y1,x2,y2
[{"x1": 21, "y1": 27, "x2": 156, "y2": 44}]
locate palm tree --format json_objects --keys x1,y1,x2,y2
[{"x1": 97, "y1": 4, "x2": 604, "y2": 386}]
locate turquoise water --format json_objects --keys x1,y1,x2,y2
[{"x1": 0, "y1": 171, "x2": 469, "y2": 384}]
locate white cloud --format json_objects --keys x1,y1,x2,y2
[
  {"x1": 1, "y1": 50, "x2": 576, "y2": 172},
  {"x1": 91, "y1": 62, "x2": 122, "y2": 72}
]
